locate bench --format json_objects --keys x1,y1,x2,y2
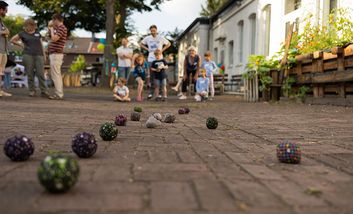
[
  {"x1": 214, "y1": 74, "x2": 228, "y2": 95},
  {"x1": 224, "y1": 74, "x2": 243, "y2": 92}
]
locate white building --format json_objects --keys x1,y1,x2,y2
[{"x1": 177, "y1": 0, "x2": 353, "y2": 92}]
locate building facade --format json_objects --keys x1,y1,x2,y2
[{"x1": 177, "y1": 0, "x2": 353, "y2": 91}]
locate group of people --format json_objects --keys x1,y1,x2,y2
[
  {"x1": 113, "y1": 25, "x2": 218, "y2": 102},
  {"x1": 0, "y1": 1, "x2": 67, "y2": 100},
  {"x1": 0, "y1": 0, "x2": 218, "y2": 102}
]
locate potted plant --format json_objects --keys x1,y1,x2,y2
[{"x1": 68, "y1": 55, "x2": 86, "y2": 87}]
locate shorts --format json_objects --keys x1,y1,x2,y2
[
  {"x1": 118, "y1": 67, "x2": 130, "y2": 79},
  {"x1": 0, "y1": 54, "x2": 7, "y2": 75},
  {"x1": 154, "y1": 78, "x2": 167, "y2": 87},
  {"x1": 135, "y1": 76, "x2": 145, "y2": 82}
]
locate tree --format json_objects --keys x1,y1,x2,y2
[
  {"x1": 200, "y1": 0, "x2": 228, "y2": 17},
  {"x1": 16, "y1": 0, "x2": 106, "y2": 34},
  {"x1": 3, "y1": 15, "x2": 25, "y2": 37},
  {"x1": 102, "y1": 0, "x2": 171, "y2": 87}
]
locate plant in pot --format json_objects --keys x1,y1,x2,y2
[
  {"x1": 68, "y1": 55, "x2": 86, "y2": 87},
  {"x1": 296, "y1": 86, "x2": 310, "y2": 103},
  {"x1": 243, "y1": 55, "x2": 275, "y2": 101}
]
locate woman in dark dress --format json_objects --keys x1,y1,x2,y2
[
  {"x1": 11, "y1": 18, "x2": 48, "y2": 97},
  {"x1": 179, "y1": 46, "x2": 201, "y2": 100}
]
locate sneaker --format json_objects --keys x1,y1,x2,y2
[
  {"x1": 48, "y1": 95, "x2": 64, "y2": 100},
  {"x1": 1, "y1": 91, "x2": 12, "y2": 97},
  {"x1": 171, "y1": 87, "x2": 178, "y2": 92},
  {"x1": 29, "y1": 91, "x2": 36, "y2": 97},
  {"x1": 158, "y1": 95, "x2": 162, "y2": 99},
  {"x1": 147, "y1": 94, "x2": 153, "y2": 100},
  {"x1": 161, "y1": 96, "x2": 167, "y2": 101},
  {"x1": 177, "y1": 92, "x2": 183, "y2": 97},
  {"x1": 155, "y1": 96, "x2": 161, "y2": 102},
  {"x1": 179, "y1": 95, "x2": 187, "y2": 100},
  {"x1": 41, "y1": 92, "x2": 50, "y2": 98}
]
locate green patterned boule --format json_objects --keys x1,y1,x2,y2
[
  {"x1": 206, "y1": 117, "x2": 218, "y2": 129},
  {"x1": 37, "y1": 154, "x2": 80, "y2": 193},
  {"x1": 133, "y1": 106, "x2": 143, "y2": 113},
  {"x1": 99, "y1": 122, "x2": 118, "y2": 141}
]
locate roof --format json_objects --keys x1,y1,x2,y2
[
  {"x1": 176, "y1": 0, "x2": 243, "y2": 41},
  {"x1": 9, "y1": 37, "x2": 104, "y2": 55},
  {"x1": 176, "y1": 17, "x2": 210, "y2": 41},
  {"x1": 64, "y1": 37, "x2": 104, "y2": 54}
]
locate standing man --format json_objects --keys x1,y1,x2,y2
[
  {"x1": 0, "y1": 1, "x2": 11, "y2": 97},
  {"x1": 116, "y1": 37, "x2": 133, "y2": 80},
  {"x1": 48, "y1": 14, "x2": 67, "y2": 100},
  {"x1": 140, "y1": 25, "x2": 171, "y2": 99}
]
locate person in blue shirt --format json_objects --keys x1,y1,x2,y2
[
  {"x1": 201, "y1": 51, "x2": 218, "y2": 99},
  {"x1": 133, "y1": 54, "x2": 147, "y2": 102},
  {"x1": 195, "y1": 68, "x2": 209, "y2": 102}
]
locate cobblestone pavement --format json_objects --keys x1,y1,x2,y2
[{"x1": 1, "y1": 88, "x2": 353, "y2": 214}]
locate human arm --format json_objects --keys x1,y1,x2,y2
[
  {"x1": 10, "y1": 34, "x2": 24, "y2": 48},
  {"x1": 139, "y1": 38, "x2": 149, "y2": 52},
  {"x1": 123, "y1": 87, "x2": 130, "y2": 99},
  {"x1": 196, "y1": 79, "x2": 201, "y2": 93},
  {"x1": 161, "y1": 37, "x2": 171, "y2": 53},
  {"x1": 49, "y1": 26, "x2": 64, "y2": 42},
  {"x1": 183, "y1": 56, "x2": 188, "y2": 81},
  {"x1": 0, "y1": 27, "x2": 9, "y2": 37},
  {"x1": 194, "y1": 56, "x2": 201, "y2": 81}
]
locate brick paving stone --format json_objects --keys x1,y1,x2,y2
[
  {"x1": 1, "y1": 88, "x2": 353, "y2": 213},
  {"x1": 151, "y1": 182, "x2": 198, "y2": 210},
  {"x1": 193, "y1": 179, "x2": 238, "y2": 211},
  {"x1": 241, "y1": 164, "x2": 286, "y2": 181}
]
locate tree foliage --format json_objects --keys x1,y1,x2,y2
[
  {"x1": 200, "y1": 0, "x2": 228, "y2": 17},
  {"x1": 3, "y1": 15, "x2": 25, "y2": 37},
  {"x1": 16, "y1": 0, "x2": 106, "y2": 34},
  {"x1": 16, "y1": 0, "x2": 170, "y2": 39}
]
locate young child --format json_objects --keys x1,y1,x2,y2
[
  {"x1": 150, "y1": 49, "x2": 168, "y2": 101},
  {"x1": 201, "y1": 51, "x2": 217, "y2": 99},
  {"x1": 195, "y1": 69, "x2": 209, "y2": 102},
  {"x1": 133, "y1": 54, "x2": 147, "y2": 102},
  {"x1": 113, "y1": 77, "x2": 131, "y2": 102}
]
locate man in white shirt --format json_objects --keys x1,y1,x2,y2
[
  {"x1": 116, "y1": 37, "x2": 133, "y2": 79},
  {"x1": 140, "y1": 25, "x2": 171, "y2": 99}
]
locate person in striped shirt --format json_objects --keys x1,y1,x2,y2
[{"x1": 48, "y1": 14, "x2": 67, "y2": 100}]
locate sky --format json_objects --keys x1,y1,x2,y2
[{"x1": 6, "y1": 0, "x2": 206, "y2": 37}]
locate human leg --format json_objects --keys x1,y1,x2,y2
[
  {"x1": 34, "y1": 55, "x2": 48, "y2": 94},
  {"x1": 209, "y1": 74, "x2": 215, "y2": 97},
  {"x1": 23, "y1": 54, "x2": 36, "y2": 94},
  {"x1": 49, "y1": 54, "x2": 64, "y2": 98},
  {"x1": 0, "y1": 54, "x2": 11, "y2": 96}
]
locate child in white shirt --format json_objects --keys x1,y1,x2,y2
[{"x1": 113, "y1": 77, "x2": 131, "y2": 102}]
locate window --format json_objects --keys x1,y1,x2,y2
[
  {"x1": 263, "y1": 5, "x2": 271, "y2": 56},
  {"x1": 249, "y1": 14, "x2": 256, "y2": 54},
  {"x1": 228, "y1": 41, "x2": 234, "y2": 66},
  {"x1": 220, "y1": 50, "x2": 225, "y2": 65},
  {"x1": 237, "y1": 20, "x2": 244, "y2": 63},
  {"x1": 285, "y1": 0, "x2": 301, "y2": 14},
  {"x1": 214, "y1": 48, "x2": 218, "y2": 63}
]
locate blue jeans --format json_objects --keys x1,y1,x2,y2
[
  {"x1": 118, "y1": 67, "x2": 130, "y2": 79},
  {"x1": 3, "y1": 72, "x2": 11, "y2": 89}
]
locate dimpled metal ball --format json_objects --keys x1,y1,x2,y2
[
  {"x1": 72, "y1": 132, "x2": 97, "y2": 158},
  {"x1": 184, "y1": 108, "x2": 190, "y2": 114},
  {"x1": 131, "y1": 112, "x2": 141, "y2": 121},
  {"x1": 4, "y1": 135, "x2": 35, "y2": 161},
  {"x1": 178, "y1": 108, "x2": 186, "y2": 114},
  {"x1": 276, "y1": 141, "x2": 301, "y2": 164},
  {"x1": 37, "y1": 154, "x2": 80, "y2": 193},
  {"x1": 115, "y1": 114, "x2": 127, "y2": 126},
  {"x1": 99, "y1": 122, "x2": 118, "y2": 141},
  {"x1": 206, "y1": 117, "x2": 218, "y2": 129}
]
